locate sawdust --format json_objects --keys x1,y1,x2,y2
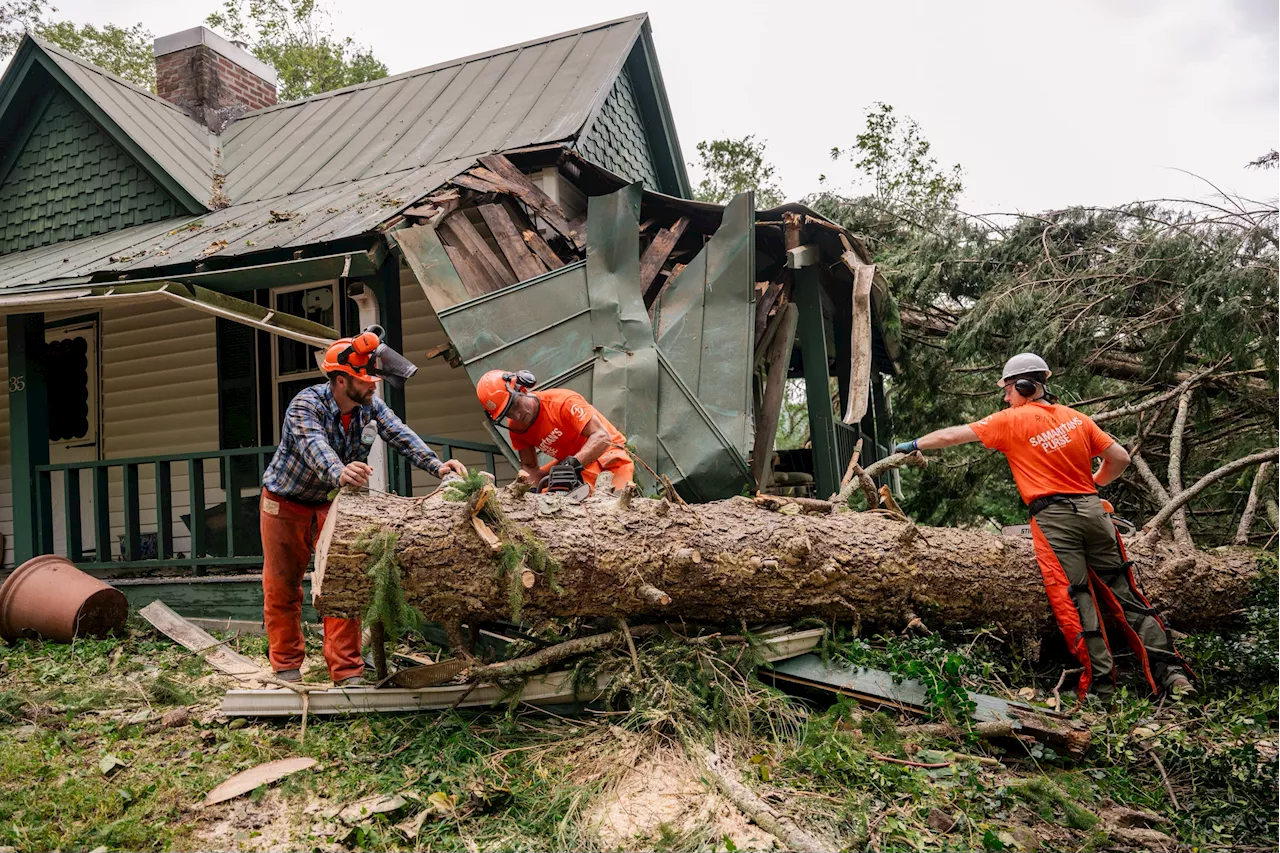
[
  {"x1": 192, "y1": 790, "x2": 312, "y2": 852},
  {"x1": 585, "y1": 745, "x2": 779, "y2": 852}
]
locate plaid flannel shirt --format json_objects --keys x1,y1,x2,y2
[{"x1": 262, "y1": 383, "x2": 442, "y2": 503}]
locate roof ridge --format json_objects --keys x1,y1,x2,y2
[
  {"x1": 230, "y1": 13, "x2": 649, "y2": 123},
  {"x1": 31, "y1": 35, "x2": 210, "y2": 129}
]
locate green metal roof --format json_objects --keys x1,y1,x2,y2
[
  {"x1": 0, "y1": 14, "x2": 691, "y2": 291},
  {"x1": 220, "y1": 15, "x2": 663, "y2": 204}
]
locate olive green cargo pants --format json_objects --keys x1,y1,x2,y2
[{"x1": 1030, "y1": 494, "x2": 1186, "y2": 698}]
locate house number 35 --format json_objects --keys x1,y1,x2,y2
[{"x1": 8, "y1": 375, "x2": 24, "y2": 392}]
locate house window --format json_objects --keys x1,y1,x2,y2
[{"x1": 270, "y1": 282, "x2": 338, "y2": 438}]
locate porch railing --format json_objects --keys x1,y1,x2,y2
[
  {"x1": 33, "y1": 434, "x2": 506, "y2": 575},
  {"x1": 34, "y1": 447, "x2": 276, "y2": 574}
]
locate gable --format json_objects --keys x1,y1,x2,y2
[
  {"x1": 575, "y1": 63, "x2": 661, "y2": 190},
  {"x1": 0, "y1": 88, "x2": 183, "y2": 254}
]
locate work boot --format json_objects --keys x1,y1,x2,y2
[
  {"x1": 1166, "y1": 674, "x2": 1196, "y2": 699},
  {"x1": 274, "y1": 668, "x2": 302, "y2": 683},
  {"x1": 334, "y1": 673, "x2": 369, "y2": 688}
]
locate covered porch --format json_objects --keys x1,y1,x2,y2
[{"x1": 1, "y1": 249, "x2": 508, "y2": 579}]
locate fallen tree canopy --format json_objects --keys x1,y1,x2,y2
[{"x1": 313, "y1": 477, "x2": 1260, "y2": 643}]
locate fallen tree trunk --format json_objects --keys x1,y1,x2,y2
[{"x1": 313, "y1": 483, "x2": 1260, "y2": 640}]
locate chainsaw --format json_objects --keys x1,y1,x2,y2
[{"x1": 538, "y1": 457, "x2": 591, "y2": 502}]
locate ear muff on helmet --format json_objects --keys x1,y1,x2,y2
[{"x1": 1014, "y1": 378, "x2": 1039, "y2": 398}]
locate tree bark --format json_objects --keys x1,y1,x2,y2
[
  {"x1": 1140, "y1": 448, "x2": 1280, "y2": 547},
  {"x1": 313, "y1": 483, "x2": 1260, "y2": 640},
  {"x1": 1165, "y1": 388, "x2": 1195, "y2": 548}
]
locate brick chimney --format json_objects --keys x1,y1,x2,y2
[{"x1": 154, "y1": 27, "x2": 277, "y2": 132}]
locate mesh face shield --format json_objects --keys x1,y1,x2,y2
[{"x1": 351, "y1": 325, "x2": 418, "y2": 387}]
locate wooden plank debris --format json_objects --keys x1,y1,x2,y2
[
  {"x1": 139, "y1": 600, "x2": 262, "y2": 677},
  {"x1": 439, "y1": 212, "x2": 516, "y2": 289},
  {"x1": 640, "y1": 215, "x2": 690, "y2": 304},
  {"x1": 523, "y1": 226, "x2": 566, "y2": 270},
  {"x1": 477, "y1": 154, "x2": 584, "y2": 249},
  {"x1": 222, "y1": 628, "x2": 826, "y2": 718},
  {"x1": 478, "y1": 203, "x2": 548, "y2": 281},
  {"x1": 203, "y1": 757, "x2": 316, "y2": 806},
  {"x1": 441, "y1": 242, "x2": 498, "y2": 297}
]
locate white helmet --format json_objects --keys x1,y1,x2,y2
[{"x1": 999, "y1": 352, "x2": 1051, "y2": 386}]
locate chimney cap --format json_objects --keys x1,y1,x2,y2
[{"x1": 153, "y1": 26, "x2": 277, "y2": 86}]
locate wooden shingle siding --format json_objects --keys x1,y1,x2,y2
[
  {"x1": 576, "y1": 64, "x2": 660, "y2": 190},
  {"x1": 0, "y1": 90, "x2": 182, "y2": 254}
]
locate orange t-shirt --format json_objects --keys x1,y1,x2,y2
[
  {"x1": 968, "y1": 402, "x2": 1115, "y2": 504},
  {"x1": 508, "y1": 389, "x2": 626, "y2": 462}
]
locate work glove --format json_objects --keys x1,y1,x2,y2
[{"x1": 893, "y1": 439, "x2": 920, "y2": 454}]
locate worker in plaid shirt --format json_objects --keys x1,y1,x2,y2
[{"x1": 260, "y1": 334, "x2": 466, "y2": 687}]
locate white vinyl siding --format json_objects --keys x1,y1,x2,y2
[
  {"x1": 1, "y1": 301, "x2": 227, "y2": 569},
  {"x1": 399, "y1": 269, "x2": 516, "y2": 492}
]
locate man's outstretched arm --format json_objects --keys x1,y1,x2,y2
[{"x1": 894, "y1": 424, "x2": 980, "y2": 453}]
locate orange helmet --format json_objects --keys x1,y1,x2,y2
[
  {"x1": 323, "y1": 332, "x2": 382, "y2": 383},
  {"x1": 477, "y1": 369, "x2": 536, "y2": 427}
]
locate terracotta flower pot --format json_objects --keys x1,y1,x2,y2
[{"x1": 0, "y1": 554, "x2": 128, "y2": 642}]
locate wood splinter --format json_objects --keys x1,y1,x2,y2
[
  {"x1": 615, "y1": 481, "x2": 638, "y2": 510},
  {"x1": 506, "y1": 470, "x2": 534, "y2": 498}
]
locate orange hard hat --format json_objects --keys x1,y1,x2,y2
[
  {"x1": 322, "y1": 332, "x2": 382, "y2": 383},
  {"x1": 476, "y1": 369, "x2": 536, "y2": 425}
]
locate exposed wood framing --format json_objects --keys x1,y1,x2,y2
[
  {"x1": 478, "y1": 202, "x2": 548, "y2": 281},
  {"x1": 439, "y1": 212, "x2": 516, "y2": 289},
  {"x1": 476, "y1": 154, "x2": 584, "y2": 250},
  {"x1": 639, "y1": 215, "x2": 690, "y2": 304}
]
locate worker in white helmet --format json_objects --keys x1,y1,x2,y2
[{"x1": 894, "y1": 353, "x2": 1193, "y2": 702}]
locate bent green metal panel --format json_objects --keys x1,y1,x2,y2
[
  {"x1": 407, "y1": 184, "x2": 755, "y2": 500},
  {"x1": 585, "y1": 183, "x2": 658, "y2": 471},
  {"x1": 653, "y1": 191, "x2": 756, "y2": 457}
]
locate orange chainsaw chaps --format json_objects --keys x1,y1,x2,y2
[{"x1": 1031, "y1": 518, "x2": 1103, "y2": 698}]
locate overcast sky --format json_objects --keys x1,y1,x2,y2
[{"x1": 46, "y1": 0, "x2": 1280, "y2": 213}]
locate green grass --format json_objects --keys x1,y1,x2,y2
[{"x1": 0, "y1": 565, "x2": 1276, "y2": 852}]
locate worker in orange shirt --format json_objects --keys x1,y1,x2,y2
[
  {"x1": 894, "y1": 353, "x2": 1193, "y2": 702},
  {"x1": 476, "y1": 370, "x2": 633, "y2": 494}
]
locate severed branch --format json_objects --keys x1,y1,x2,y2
[
  {"x1": 1141, "y1": 448, "x2": 1280, "y2": 546},
  {"x1": 865, "y1": 451, "x2": 929, "y2": 480},
  {"x1": 464, "y1": 625, "x2": 658, "y2": 682},
  {"x1": 685, "y1": 738, "x2": 830, "y2": 852},
  {"x1": 1234, "y1": 461, "x2": 1273, "y2": 546},
  {"x1": 1166, "y1": 388, "x2": 1195, "y2": 549}
]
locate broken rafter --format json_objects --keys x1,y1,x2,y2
[
  {"x1": 476, "y1": 154, "x2": 584, "y2": 250},
  {"x1": 478, "y1": 202, "x2": 548, "y2": 281},
  {"x1": 639, "y1": 215, "x2": 690, "y2": 304},
  {"x1": 439, "y1": 212, "x2": 517, "y2": 289}
]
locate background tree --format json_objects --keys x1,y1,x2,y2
[
  {"x1": 205, "y1": 0, "x2": 387, "y2": 101},
  {"x1": 691, "y1": 135, "x2": 784, "y2": 209},
  {"x1": 698, "y1": 106, "x2": 1278, "y2": 546},
  {"x1": 0, "y1": 0, "x2": 154, "y2": 89}
]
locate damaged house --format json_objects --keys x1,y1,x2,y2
[{"x1": 0, "y1": 14, "x2": 901, "y2": 604}]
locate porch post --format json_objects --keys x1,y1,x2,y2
[
  {"x1": 7, "y1": 313, "x2": 49, "y2": 565},
  {"x1": 793, "y1": 265, "x2": 838, "y2": 499},
  {"x1": 370, "y1": 255, "x2": 410, "y2": 495}
]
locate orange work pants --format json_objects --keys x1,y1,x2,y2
[{"x1": 260, "y1": 489, "x2": 364, "y2": 681}]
